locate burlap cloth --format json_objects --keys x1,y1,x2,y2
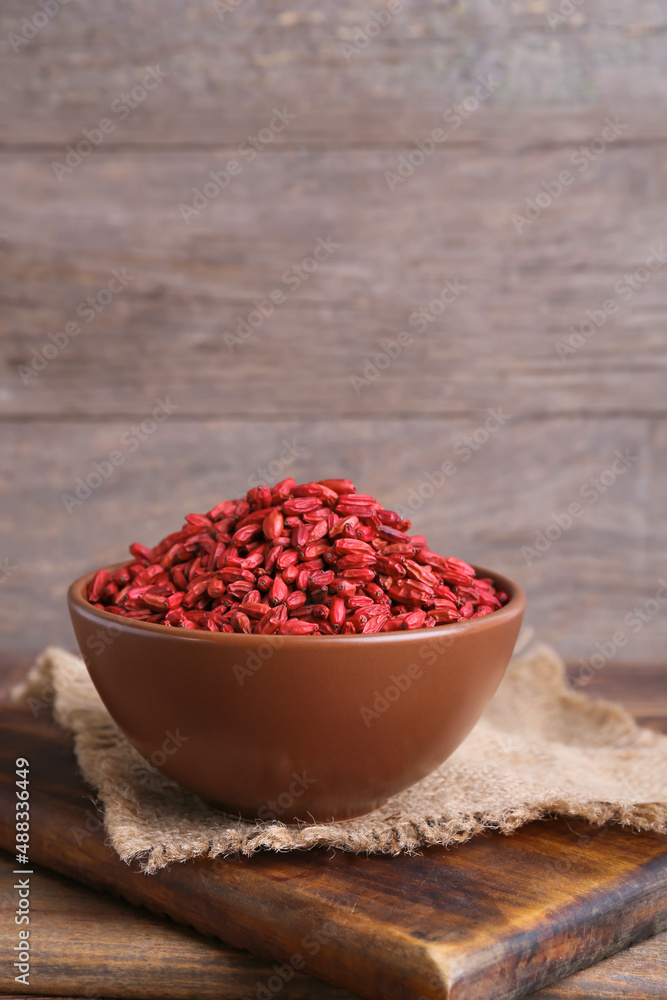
[{"x1": 14, "y1": 638, "x2": 667, "y2": 874}]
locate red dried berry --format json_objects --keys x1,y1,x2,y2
[{"x1": 87, "y1": 481, "x2": 509, "y2": 634}]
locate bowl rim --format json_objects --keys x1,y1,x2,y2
[{"x1": 68, "y1": 562, "x2": 526, "y2": 646}]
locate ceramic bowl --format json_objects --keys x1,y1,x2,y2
[{"x1": 68, "y1": 565, "x2": 525, "y2": 823}]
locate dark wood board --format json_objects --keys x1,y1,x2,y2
[
  {"x1": 1, "y1": 850, "x2": 666, "y2": 1000},
  {"x1": 0, "y1": 851, "x2": 354, "y2": 1000},
  {"x1": 1, "y1": 704, "x2": 666, "y2": 1000}
]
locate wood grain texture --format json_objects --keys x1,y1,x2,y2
[
  {"x1": 1, "y1": 4, "x2": 666, "y2": 666},
  {"x1": 0, "y1": 896, "x2": 662, "y2": 1000},
  {"x1": 0, "y1": 858, "x2": 666, "y2": 1000},
  {"x1": 2, "y1": 145, "x2": 667, "y2": 418},
  {"x1": 2, "y1": 417, "x2": 666, "y2": 663},
  {"x1": 0, "y1": 704, "x2": 666, "y2": 1000},
  {"x1": 0, "y1": 8, "x2": 665, "y2": 652},
  {"x1": 533, "y1": 931, "x2": 667, "y2": 998},
  {"x1": 0, "y1": 660, "x2": 666, "y2": 1000},
  {"x1": 1, "y1": 0, "x2": 667, "y2": 148},
  {"x1": 0, "y1": 852, "x2": 354, "y2": 1000},
  {"x1": 1, "y1": 0, "x2": 667, "y2": 995}
]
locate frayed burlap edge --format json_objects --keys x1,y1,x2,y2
[{"x1": 13, "y1": 641, "x2": 667, "y2": 873}]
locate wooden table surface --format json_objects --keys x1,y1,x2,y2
[{"x1": 0, "y1": 654, "x2": 665, "y2": 1000}]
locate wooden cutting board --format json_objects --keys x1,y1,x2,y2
[
  {"x1": 1, "y1": 849, "x2": 666, "y2": 1000},
  {"x1": 0, "y1": 704, "x2": 666, "y2": 1000}
]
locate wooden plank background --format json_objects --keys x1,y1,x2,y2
[{"x1": 0, "y1": 0, "x2": 666, "y2": 664}]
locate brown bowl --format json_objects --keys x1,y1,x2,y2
[{"x1": 68, "y1": 564, "x2": 525, "y2": 823}]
